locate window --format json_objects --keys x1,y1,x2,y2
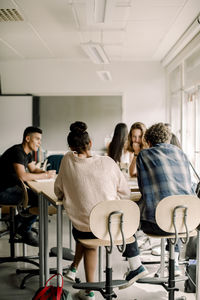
[{"x1": 166, "y1": 34, "x2": 200, "y2": 177}]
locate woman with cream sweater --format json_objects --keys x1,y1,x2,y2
[{"x1": 54, "y1": 121, "x2": 147, "y2": 300}]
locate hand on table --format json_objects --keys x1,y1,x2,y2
[{"x1": 45, "y1": 170, "x2": 56, "y2": 179}]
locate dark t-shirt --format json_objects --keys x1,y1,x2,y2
[{"x1": 0, "y1": 144, "x2": 32, "y2": 191}]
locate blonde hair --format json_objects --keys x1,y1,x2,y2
[{"x1": 127, "y1": 122, "x2": 147, "y2": 152}]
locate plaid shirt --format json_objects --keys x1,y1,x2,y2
[{"x1": 137, "y1": 143, "x2": 194, "y2": 223}]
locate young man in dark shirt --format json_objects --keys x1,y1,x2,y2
[{"x1": 0, "y1": 126, "x2": 55, "y2": 246}]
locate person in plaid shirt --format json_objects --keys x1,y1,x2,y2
[{"x1": 136, "y1": 122, "x2": 195, "y2": 274}]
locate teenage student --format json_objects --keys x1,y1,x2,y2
[
  {"x1": 54, "y1": 121, "x2": 147, "y2": 300},
  {"x1": 0, "y1": 126, "x2": 56, "y2": 246},
  {"x1": 127, "y1": 122, "x2": 148, "y2": 177},
  {"x1": 136, "y1": 123, "x2": 195, "y2": 275}
]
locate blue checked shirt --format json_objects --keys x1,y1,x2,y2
[{"x1": 136, "y1": 143, "x2": 195, "y2": 223}]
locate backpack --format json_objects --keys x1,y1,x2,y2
[{"x1": 32, "y1": 274, "x2": 72, "y2": 300}]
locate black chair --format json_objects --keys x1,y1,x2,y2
[{"x1": 46, "y1": 154, "x2": 64, "y2": 174}]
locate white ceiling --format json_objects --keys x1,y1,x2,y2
[{"x1": 0, "y1": 0, "x2": 199, "y2": 63}]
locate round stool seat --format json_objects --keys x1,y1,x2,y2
[{"x1": 49, "y1": 247, "x2": 74, "y2": 261}]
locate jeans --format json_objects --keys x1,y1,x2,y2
[
  {"x1": 122, "y1": 235, "x2": 140, "y2": 258},
  {"x1": 122, "y1": 220, "x2": 180, "y2": 258},
  {"x1": 141, "y1": 220, "x2": 180, "y2": 252},
  {"x1": 0, "y1": 185, "x2": 38, "y2": 234}
]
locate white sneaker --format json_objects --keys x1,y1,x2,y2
[
  {"x1": 160, "y1": 265, "x2": 182, "y2": 277},
  {"x1": 174, "y1": 265, "x2": 182, "y2": 276},
  {"x1": 78, "y1": 290, "x2": 95, "y2": 300},
  {"x1": 151, "y1": 246, "x2": 162, "y2": 256},
  {"x1": 64, "y1": 266, "x2": 77, "y2": 282}
]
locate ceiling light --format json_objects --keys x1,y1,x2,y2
[
  {"x1": 94, "y1": 0, "x2": 110, "y2": 23},
  {"x1": 81, "y1": 42, "x2": 110, "y2": 64},
  {"x1": 97, "y1": 70, "x2": 112, "y2": 81},
  {"x1": 87, "y1": 0, "x2": 114, "y2": 24}
]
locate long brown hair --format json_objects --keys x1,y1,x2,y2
[{"x1": 127, "y1": 122, "x2": 147, "y2": 152}]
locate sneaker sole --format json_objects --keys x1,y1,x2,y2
[
  {"x1": 151, "y1": 251, "x2": 161, "y2": 256},
  {"x1": 77, "y1": 291, "x2": 95, "y2": 300},
  {"x1": 119, "y1": 269, "x2": 148, "y2": 290}
]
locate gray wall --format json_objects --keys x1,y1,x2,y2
[{"x1": 40, "y1": 96, "x2": 122, "y2": 152}]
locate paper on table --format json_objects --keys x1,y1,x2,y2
[
  {"x1": 34, "y1": 178, "x2": 55, "y2": 182},
  {"x1": 128, "y1": 179, "x2": 138, "y2": 186}
]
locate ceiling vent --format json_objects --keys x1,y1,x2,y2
[
  {"x1": 97, "y1": 70, "x2": 112, "y2": 81},
  {"x1": 0, "y1": 9, "x2": 24, "y2": 22}
]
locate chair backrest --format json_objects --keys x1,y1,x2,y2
[
  {"x1": 155, "y1": 195, "x2": 200, "y2": 234},
  {"x1": 89, "y1": 199, "x2": 140, "y2": 241},
  {"x1": 47, "y1": 155, "x2": 64, "y2": 174},
  {"x1": 16, "y1": 180, "x2": 31, "y2": 217},
  {"x1": 19, "y1": 180, "x2": 29, "y2": 209}
]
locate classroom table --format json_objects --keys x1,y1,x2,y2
[
  {"x1": 127, "y1": 177, "x2": 141, "y2": 202},
  {"x1": 27, "y1": 179, "x2": 63, "y2": 287},
  {"x1": 127, "y1": 177, "x2": 139, "y2": 192}
]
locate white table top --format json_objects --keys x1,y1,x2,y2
[{"x1": 27, "y1": 179, "x2": 62, "y2": 206}]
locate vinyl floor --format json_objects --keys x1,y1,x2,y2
[{"x1": 0, "y1": 214, "x2": 196, "y2": 300}]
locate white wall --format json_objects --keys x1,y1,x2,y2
[
  {"x1": 0, "y1": 60, "x2": 165, "y2": 129},
  {"x1": 0, "y1": 96, "x2": 32, "y2": 154}
]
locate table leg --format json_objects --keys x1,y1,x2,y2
[
  {"x1": 44, "y1": 196, "x2": 49, "y2": 283},
  {"x1": 57, "y1": 205, "x2": 63, "y2": 287},
  {"x1": 196, "y1": 229, "x2": 200, "y2": 300},
  {"x1": 39, "y1": 193, "x2": 44, "y2": 287},
  {"x1": 160, "y1": 238, "x2": 165, "y2": 277},
  {"x1": 98, "y1": 246, "x2": 102, "y2": 281},
  {"x1": 69, "y1": 219, "x2": 72, "y2": 250}
]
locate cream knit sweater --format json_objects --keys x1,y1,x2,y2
[{"x1": 54, "y1": 151, "x2": 130, "y2": 232}]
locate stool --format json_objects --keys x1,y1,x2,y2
[
  {"x1": 0, "y1": 179, "x2": 40, "y2": 266},
  {"x1": 137, "y1": 194, "x2": 200, "y2": 300},
  {"x1": 73, "y1": 199, "x2": 140, "y2": 300},
  {"x1": 0, "y1": 204, "x2": 39, "y2": 265},
  {"x1": 16, "y1": 181, "x2": 74, "y2": 288}
]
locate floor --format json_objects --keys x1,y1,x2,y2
[{"x1": 0, "y1": 214, "x2": 197, "y2": 300}]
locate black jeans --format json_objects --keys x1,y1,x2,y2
[{"x1": 0, "y1": 185, "x2": 38, "y2": 234}]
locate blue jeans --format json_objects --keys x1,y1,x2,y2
[
  {"x1": 122, "y1": 220, "x2": 180, "y2": 258},
  {"x1": 141, "y1": 220, "x2": 180, "y2": 252},
  {"x1": 0, "y1": 185, "x2": 38, "y2": 234},
  {"x1": 122, "y1": 235, "x2": 140, "y2": 258}
]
